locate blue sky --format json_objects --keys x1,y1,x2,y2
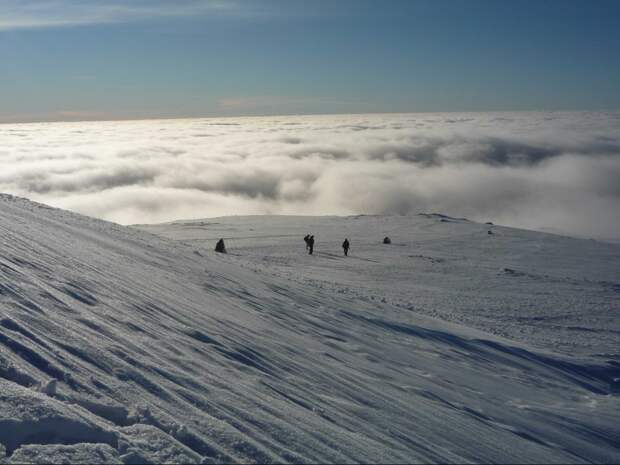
[{"x1": 1, "y1": 0, "x2": 619, "y2": 122}]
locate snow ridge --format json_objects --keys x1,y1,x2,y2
[{"x1": 0, "y1": 194, "x2": 619, "y2": 463}]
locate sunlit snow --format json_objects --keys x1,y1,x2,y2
[{"x1": 0, "y1": 193, "x2": 618, "y2": 463}]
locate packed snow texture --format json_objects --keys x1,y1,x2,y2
[
  {"x1": 0, "y1": 193, "x2": 619, "y2": 463},
  {"x1": 1, "y1": 112, "x2": 620, "y2": 240}
]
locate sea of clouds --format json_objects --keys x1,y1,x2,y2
[{"x1": 1, "y1": 112, "x2": 619, "y2": 239}]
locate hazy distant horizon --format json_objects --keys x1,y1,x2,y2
[{"x1": 3, "y1": 109, "x2": 620, "y2": 126}]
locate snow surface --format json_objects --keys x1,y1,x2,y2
[{"x1": 1, "y1": 193, "x2": 619, "y2": 463}]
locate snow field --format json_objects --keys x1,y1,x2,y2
[{"x1": 0, "y1": 193, "x2": 618, "y2": 463}]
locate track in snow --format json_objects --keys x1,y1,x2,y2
[{"x1": 0, "y1": 194, "x2": 618, "y2": 463}]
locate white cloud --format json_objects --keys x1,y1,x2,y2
[
  {"x1": 1, "y1": 112, "x2": 619, "y2": 240},
  {"x1": 0, "y1": 0, "x2": 239, "y2": 31}
]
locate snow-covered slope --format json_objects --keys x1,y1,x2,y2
[
  {"x1": 1, "y1": 194, "x2": 619, "y2": 464},
  {"x1": 139, "y1": 214, "x2": 620, "y2": 359}
]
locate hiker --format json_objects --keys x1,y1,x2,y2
[
  {"x1": 308, "y1": 235, "x2": 315, "y2": 255},
  {"x1": 383, "y1": 236, "x2": 391, "y2": 244},
  {"x1": 342, "y1": 238, "x2": 350, "y2": 256},
  {"x1": 215, "y1": 238, "x2": 227, "y2": 253},
  {"x1": 304, "y1": 234, "x2": 310, "y2": 250}
]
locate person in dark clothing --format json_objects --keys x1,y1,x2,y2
[
  {"x1": 307, "y1": 235, "x2": 315, "y2": 255},
  {"x1": 304, "y1": 234, "x2": 310, "y2": 250},
  {"x1": 342, "y1": 238, "x2": 350, "y2": 256},
  {"x1": 215, "y1": 238, "x2": 227, "y2": 253}
]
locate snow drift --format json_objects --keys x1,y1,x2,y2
[{"x1": 0, "y1": 193, "x2": 619, "y2": 463}]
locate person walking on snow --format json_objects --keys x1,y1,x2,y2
[
  {"x1": 308, "y1": 235, "x2": 315, "y2": 255},
  {"x1": 342, "y1": 238, "x2": 350, "y2": 256},
  {"x1": 304, "y1": 234, "x2": 310, "y2": 250}
]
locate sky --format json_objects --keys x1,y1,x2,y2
[{"x1": 1, "y1": 0, "x2": 620, "y2": 122}]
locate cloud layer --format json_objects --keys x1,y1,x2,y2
[
  {"x1": 1, "y1": 112, "x2": 619, "y2": 239},
  {"x1": 0, "y1": 0, "x2": 238, "y2": 31}
]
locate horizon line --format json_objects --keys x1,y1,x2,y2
[{"x1": 2, "y1": 107, "x2": 619, "y2": 125}]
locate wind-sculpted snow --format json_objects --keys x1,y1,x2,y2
[
  {"x1": 142, "y1": 214, "x2": 620, "y2": 359},
  {"x1": 0, "y1": 194, "x2": 619, "y2": 463},
  {"x1": 1, "y1": 112, "x2": 619, "y2": 240}
]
